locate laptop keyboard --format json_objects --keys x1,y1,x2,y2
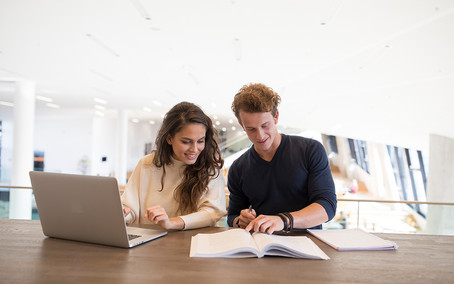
[{"x1": 128, "y1": 234, "x2": 141, "y2": 241}]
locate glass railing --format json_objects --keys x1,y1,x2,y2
[
  {"x1": 324, "y1": 198, "x2": 454, "y2": 236},
  {"x1": 2, "y1": 185, "x2": 453, "y2": 236},
  {"x1": 0, "y1": 185, "x2": 39, "y2": 220}
]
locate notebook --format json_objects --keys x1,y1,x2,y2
[
  {"x1": 29, "y1": 171, "x2": 167, "y2": 248},
  {"x1": 307, "y1": 228, "x2": 398, "y2": 251}
]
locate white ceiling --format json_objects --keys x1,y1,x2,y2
[{"x1": 1, "y1": 0, "x2": 454, "y2": 152}]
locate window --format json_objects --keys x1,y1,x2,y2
[
  {"x1": 387, "y1": 145, "x2": 427, "y2": 217},
  {"x1": 325, "y1": 135, "x2": 338, "y2": 154},
  {"x1": 348, "y1": 138, "x2": 369, "y2": 173}
]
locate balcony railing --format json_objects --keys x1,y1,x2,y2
[
  {"x1": 2, "y1": 185, "x2": 453, "y2": 235},
  {"x1": 326, "y1": 198, "x2": 454, "y2": 235}
]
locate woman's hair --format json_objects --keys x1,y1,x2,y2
[
  {"x1": 231, "y1": 83, "x2": 281, "y2": 123},
  {"x1": 153, "y1": 101, "x2": 224, "y2": 214}
]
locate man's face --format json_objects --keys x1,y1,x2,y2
[{"x1": 238, "y1": 110, "x2": 279, "y2": 154}]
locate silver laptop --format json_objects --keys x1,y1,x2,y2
[{"x1": 29, "y1": 171, "x2": 167, "y2": 248}]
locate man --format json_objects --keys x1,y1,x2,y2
[{"x1": 227, "y1": 83, "x2": 337, "y2": 234}]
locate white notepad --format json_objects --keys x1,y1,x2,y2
[{"x1": 308, "y1": 228, "x2": 398, "y2": 251}]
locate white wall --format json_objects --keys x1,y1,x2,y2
[
  {"x1": 2, "y1": 105, "x2": 161, "y2": 183},
  {"x1": 127, "y1": 121, "x2": 159, "y2": 172},
  {"x1": 91, "y1": 116, "x2": 117, "y2": 176},
  {"x1": 34, "y1": 115, "x2": 93, "y2": 174}
]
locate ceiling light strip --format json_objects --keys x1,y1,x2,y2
[
  {"x1": 129, "y1": 0, "x2": 151, "y2": 20},
  {"x1": 86, "y1": 33, "x2": 120, "y2": 57},
  {"x1": 89, "y1": 69, "x2": 113, "y2": 82},
  {"x1": 0, "y1": 101, "x2": 14, "y2": 107},
  {"x1": 36, "y1": 95, "x2": 53, "y2": 102}
]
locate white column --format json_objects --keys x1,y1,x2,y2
[
  {"x1": 115, "y1": 110, "x2": 128, "y2": 186},
  {"x1": 9, "y1": 80, "x2": 35, "y2": 219},
  {"x1": 425, "y1": 134, "x2": 454, "y2": 235}
]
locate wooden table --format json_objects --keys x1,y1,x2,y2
[{"x1": 1, "y1": 219, "x2": 453, "y2": 283}]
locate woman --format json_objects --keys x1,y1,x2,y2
[{"x1": 122, "y1": 102, "x2": 226, "y2": 230}]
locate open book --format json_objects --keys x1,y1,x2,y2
[
  {"x1": 190, "y1": 229, "x2": 329, "y2": 259},
  {"x1": 308, "y1": 228, "x2": 398, "y2": 251}
]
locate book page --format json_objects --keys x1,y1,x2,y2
[
  {"x1": 190, "y1": 229, "x2": 259, "y2": 258},
  {"x1": 308, "y1": 228, "x2": 398, "y2": 251},
  {"x1": 252, "y1": 232, "x2": 330, "y2": 259}
]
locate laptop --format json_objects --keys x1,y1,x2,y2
[{"x1": 29, "y1": 171, "x2": 167, "y2": 248}]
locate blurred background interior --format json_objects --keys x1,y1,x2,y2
[{"x1": 1, "y1": 0, "x2": 454, "y2": 235}]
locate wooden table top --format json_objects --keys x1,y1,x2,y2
[{"x1": 1, "y1": 219, "x2": 453, "y2": 284}]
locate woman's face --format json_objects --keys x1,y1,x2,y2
[{"x1": 166, "y1": 123, "x2": 207, "y2": 165}]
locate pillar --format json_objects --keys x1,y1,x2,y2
[
  {"x1": 9, "y1": 80, "x2": 35, "y2": 219},
  {"x1": 425, "y1": 134, "x2": 454, "y2": 235},
  {"x1": 115, "y1": 110, "x2": 128, "y2": 185}
]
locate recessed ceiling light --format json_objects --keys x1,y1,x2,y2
[
  {"x1": 36, "y1": 95, "x2": 53, "y2": 102},
  {"x1": 215, "y1": 121, "x2": 220, "y2": 126},
  {"x1": 94, "y1": 105, "x2": 106, "y2": 110},
  {"x1": 132, "y1": 118, "x2": 139, "y2": 123},
  {"x1": 94, "y1": 110, "x2": 104, "y2": 117},
  {"x1": 149, "y1": 120, "x2": 155, "y2": 125},
  {"x1": 0, "y1": 100, "x2": 14, "y2": 107},
  {"x1": 231, "y1": 126, "x2": 236, "y2": 131},
  {"x1": 229, "y1": 119, "x2": 234, "y2": 124},
  {"x1": 46, "y1": 103, "x2": 60, "y2": 109},
  {"x1": 94, "y1": 97, "x2": 108, "y2": 105},
  {"x1": 152, "y1": 100, "x2": 161, "y2": 106}
]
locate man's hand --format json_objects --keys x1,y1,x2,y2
[
  {"x1": 245, "y1": 215, "x2": 284, "y2": 234},
  {"x1": 236, "y1": 207, "x2": 256, "y2": 228}
]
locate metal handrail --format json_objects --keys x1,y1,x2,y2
[
  {"x1": 0, "y1": 185, "x2": 32, "y2": 189},
  {"x1": 2, "y1": 185, "x2": 453, "y2": 206},
  {"x1": 338, "y1": 198, "x2": 454, "y2": 206}
]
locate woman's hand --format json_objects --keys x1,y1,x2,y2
[
  {"x1": 122, "y1": 205, "x2": 131, "y2": 217},
  {"x1": 144, "y1": 205, "x2": 185, "y2": 230}
]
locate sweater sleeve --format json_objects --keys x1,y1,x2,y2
[
  {"x1": 179, "y1": 172, "x2": 227, "y2": 230},
  {"x1": 306, "y1": 141, "x2": 337, "y2": 221},
  {"x1": 121, "y1": 158, "x2": 143, "y2": 224},
  {"x1": 226, "y1": 160, "x2": 250, "y2": 227}
]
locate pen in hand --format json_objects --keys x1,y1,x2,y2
[{"x1": 248, "y1": 205, "x2": 252, "y2": 214}]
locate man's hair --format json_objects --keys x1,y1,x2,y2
[{"x1": 231, "y1": 83, "x2": 281, "y2": 122}]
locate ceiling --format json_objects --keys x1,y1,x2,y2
[{"x1": 1, "y1": 0, "x2": 454, "y2": 152}]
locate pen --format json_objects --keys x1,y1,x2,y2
[{"x1": 248, "y1": 205, "x2": 252, "y2": 214}]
